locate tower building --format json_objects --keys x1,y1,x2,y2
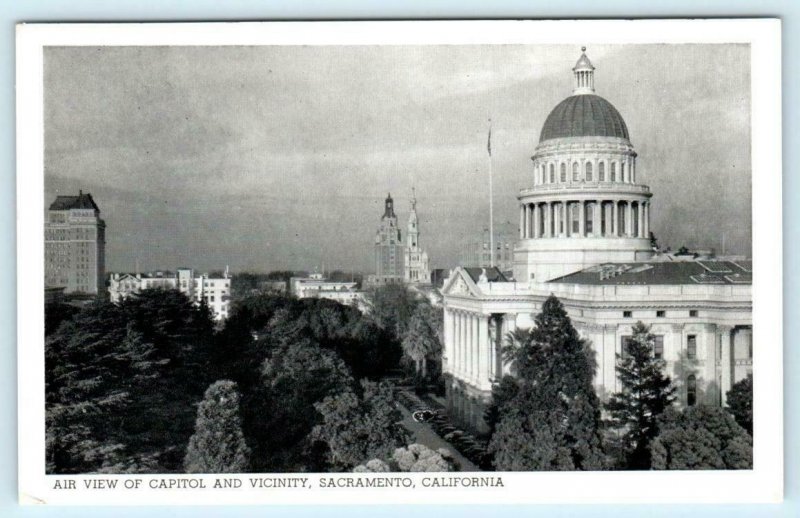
[
  {"x1": 372, "y1": 193, "x2": 406, "y2": 285},
  {"x1": 45, "y1": 191, "x2": 106, "y2": 295},
  {"x1": 516, "y1": 48, "x2": 653, "y2": 282},
  {"x1": 404, "y1": 189, "x2": 431, "y2": 284}
]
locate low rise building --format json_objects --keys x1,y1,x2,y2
[
  {"x1": 290, "y1": 273, "x2": 369, "y2": 312},
  {"x1": 108, "y1": 267, "x2": 232, "y2": 321}
]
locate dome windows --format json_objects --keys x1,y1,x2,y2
[
  {"x1": 549, "y1": 163, "x2": 555, "y2": 183},
  {"x1": 560, "y1": 163, "x2": 566, "y2": 183},
  {"x1": 599, "y1": 162, "x2": 605, "y2": 181},
  {"x1": 611, "y1": 162, "x2": 617, "y2": 182},
  {"x1": 621, "y1": 163, "x2": 627, "y2": 182},
  {"x1": 572, "y1": 162, "x2": 580, "y2": 182},
  {"x1": 585, "y1": 162, "x2": 593, "y2": 182}
]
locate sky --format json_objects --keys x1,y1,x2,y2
[{"x1": 44, "y1": 44, "x2": 751, "y2": 274}]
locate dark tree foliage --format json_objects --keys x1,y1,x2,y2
[
  {"x1": 242, "y1": 336, "x2": 354, "y2": 472},
  {"x1": 651, "y1": 405, "x2": 752, "y2": 470},
  {"x1": 488, "y1": 295, "x2": 606, "y2": 471},
  {"x1": 367, "y1": 284, "x2": 419, "y2": 340},
  {"x1": 401, "y1": 303, "x2": 443, "y2": 379},
  {"x1": 726, "y1": 373, "x2": 753, "y2": 436},
  {"x1": 46, "y1": 289, "x2": 215, "y2": 473},
  {"x1": 184, "y1": 380, "x2": 250, "y2": 473},
  {"x1": 311, "y1": 380, "x2": 407, "y2": 471},
  {"x1": 605, "y1": 321, "x2": 677, "y2": 469},
  {"x1": 483, "y1": 376, "x2": 520, "y2": 435},
  {"x1": 45, "y1": 302, "x2": 79, "y2": 336}
]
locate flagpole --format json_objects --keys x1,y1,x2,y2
[{"x1": 488, "y1": 118, "x2": 494, "y2": 269}]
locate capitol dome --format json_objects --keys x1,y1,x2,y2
[{"x1": 539, "y1": 94, "x2": 629, "y2": 142}]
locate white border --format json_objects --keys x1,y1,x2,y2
[{"x1": 17, "y1": 19, "x2": 783, "y2": 505}]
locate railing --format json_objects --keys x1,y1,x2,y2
[{"x1": 518, "y1": 183, "x2": 651, "y2": 197}]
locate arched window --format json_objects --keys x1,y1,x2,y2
[
  {"x1": 560, "y1": 163, "x2": 567, "y2": 182},
  {"x1": 585, "y1": 162, "x2": 593, "y2": 182},
  {"x1": 687, "y1": 375, "x2": 697, "y2": 406},
  {"x1": 611, "y1": 162, "x2": 617, "y2": 182},
  {"x1": 572, "y1": 162, "x2": 580, "y2": 182},
  {"x1": 549, "y1": 163, "x2": 555, "y2": 183},
  {"x1": 621, "y1": 163, "x2": 626, "y2": 182},
  {"x1": 599, "y1": 162, "x2": 605, "y2": 181}
]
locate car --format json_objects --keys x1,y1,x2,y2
[{"x1": 411, "y1": 409, "x2": 435, "y2": 423}]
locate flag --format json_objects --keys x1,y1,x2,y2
[{"x1": 487, "y1": 119, "x2": 492, "y2": 157}]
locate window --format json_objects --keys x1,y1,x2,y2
[
  {"x1": 656, "y1": 310, "x2": 666, "y2": 318},
  {"x1": 611, "y1": 162, "x2": 617, "y2": 181},
  {"x1": 550, "y1": 165, "x2": 555, "y2": 183},
  {"x1": 560, "y1": 163, "x2": 566, "y2": 182},
  {"x1": 686, "y1": 375, "x2": 697, "y2": 406},
  {"x1": 654, "y1": 335, "x2": 664, "y2": 359},
  {"x1": 585, "y1": 162, "x2": 593, "y2": 181},
  {"x1": 621, "y1": 163, "x2": 626, "y2": 182},
  {"x1": 687, "y1": 335, "x2": 697, "y2": 359},
  {"x1": 621, "y1": 336, "x2": 633, "y2": 358},
  {"x1": 572, "y1": 162, "x2": 580, "y2": 181},
  {"x1": 599, "y1": 162, "x2": 605, "y2": 181},
  {"x1": 623, "y1": 310, "x2": 632, "y2": 318},
  {"x1": 689, "y1": 310, "x2": 698, "y2": 317}
]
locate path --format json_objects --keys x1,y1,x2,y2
[{"x1": 396, "y1": 401, "x2": 479, "y2": 472}]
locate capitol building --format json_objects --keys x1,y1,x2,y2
[{"x1": 441, "y1": 49, "x2": 753, "y2": 433}]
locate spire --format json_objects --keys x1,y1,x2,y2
[
  {"x1": 411, "y1": 186, "x2": 417, "y2": 210},
  {"x1": 382, "y1": 192, "x2": 396, "y2": 219},
  {"x1": 572, "y1": 46, "x2": 595, "y2": 95}
]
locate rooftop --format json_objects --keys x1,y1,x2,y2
[
  {"x1": 49, "y1": 191, "x2": 100, "y2": 211},
  {"x1": 463, "y1": 267, "x2": 510, "y2": 284},
  {"x1": 550, "y1": 261, "x2": 752, "y2": 286}
]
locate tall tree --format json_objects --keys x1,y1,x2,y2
[
  {"x1": 184, "y1": 380, "x2": 250, "y2": 473},
  {"x1": 726, "y1": 373, "x2": 753, "y2": 436},
  {"x1": 488, "y1": 295, "x2": 606, "y2": 471},
  {"x1": 401, "y1": 303, "x2": 442, "y2": 378},
  {"x1": 605, "y1": 321, "x2": 677, "y2": 469},
  {"x1": 310, "y1": 380, "x2": 407, "y2": 471},
  {"x1": 651, "y1": 406, "x2": 752, "y2": 470}
]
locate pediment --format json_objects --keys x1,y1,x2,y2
[{"x1": 441, "y1": 267, "x2": 481, "y2": 298}]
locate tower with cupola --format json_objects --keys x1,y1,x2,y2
[{"x1": 514, "y1": 47, "x2": 654, "y2": 283}]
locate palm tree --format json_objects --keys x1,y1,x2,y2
[
  {"x1": 401, "y1": 304, "x2": 441, "y2": 378},
  {"x1": 501, "y1": 327, "x2": 533, "y2": 376}
]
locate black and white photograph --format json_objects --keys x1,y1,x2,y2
[{"x1": 17, "y1": 20, "x2": 782, "y2": 505}]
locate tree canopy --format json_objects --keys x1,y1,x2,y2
[
  {"x1": 726, "y1": 373, "x2": 753, "y2": 436},
  {"x1": 488, "y1": 295, "x2": 606, "y2": 471},
  {"x1": 605, "y1": 321, "x2": 677, "y2": 469},
  {"x1": 184, "y1": 380, "x2": 250, "y2": 473},
  {"x1": 651, "y1": 405, "x2": 753, "y2": 470}
]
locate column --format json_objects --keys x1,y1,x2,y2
[
  {"x1": 638, "y1": 202, "x2": 645, "y2": 238},
  {"x1": 593, "y1": 201, "x2": 601, "y2": 237},
  {"x1": 478, "y1": 315, "x2": 489, "y2": 387},
  {"x1": 612, "y1": 201, "x2": 619, "y2": 236},
  {"x1": 644, "y1": 202, "x2": 650, "y2": 237},
  {"x1": 704, "y1": 325, "x2": 718, "y2": 405},
  {"x1": 472, "y1": 314, "x2": 480, "y2": 382},
  {"x1": 625, "y1": 201, "x2": 633, "y2": 237},
  {"x1": 564, "y1": 202, "x2": 571, "y2": 237},
  {"x1": 720, "y1": 326, "x2": 734, "y2": 406},
  {"x1": 519, "y1": 205, "x2": 525, "y2": 239},
  {"x1": 443, "y1": 309, "x2": 452, "y2": 374},
  {"x1": 533, "y1": 203, "x2": 540, "y2": 238},
  {"x1": 578, "y1": 200, "x2": 586, "y2": 237},
  {"x1": 459, "y1": 312, "x2": 467, "y2": 376},
  {"x1": 553, "y1": 203, "x2": 560, "y2": 237}
]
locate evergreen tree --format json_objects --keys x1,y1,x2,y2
[
  {"x1": 184, "y1": 380, "x2": 250, "y2": 473},
  {"x1": 651, "y1": 406, "x2": 752, "y2": 470},
  {"x1": 726, "y1": 373, "x2": 753, "y2": 436},
  {"x1": 482, "y1": 375, "x2": 520, "y2": 435},
  {"x1": 311, "y1": 380, "x2": 406, "y2": 471},
  {"x1": 605, "y1": 321, "x2": 676, "y2": 469},
  {"x1": 488, "y1": 295, "x2": 606, "y2": 471}
]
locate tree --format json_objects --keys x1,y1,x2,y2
[
  {"x1": 605, "y1": 321, "x2": 677, "y2": 469},
  {"x1": 401, "y1": 303, "x2": 442, "y2": 378},
  {"x1": 488, "y1": 295, "x2": 606, "y2": 471},
  {"x1": 726, "y1": 373, "x2": 753, "y2": 435},
  {"x1": 482, "y1": 375, "x2": 520, "y2": 435},
  {"x1": 311, "y1": 380, "x2": 407, "y2": 471},
  {"x1": 367, "y1": 283, "x2": 418, "y2": 339},
  {"x1": 184, "y1": 380, "x2": 250, "y2": 473},
  {"x1": 354, "y1": 444, "x2": 456, "y2": 473},
  {"x1": 651, "y1": 406, "x2": 752, "y2": 470}
]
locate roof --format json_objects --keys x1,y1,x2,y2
[
  {"x1": 573, "y1": 51, "x2": 595, "y2": 71},
  {"x1": 463, "y1": 267, "x2": 510, "y2": 283},
  {"x1": 49, "y1": 192, "x2": 100, "y2": 211},
  {"x1": 550, "y1": 261, "x2": 752, "y2": 286},
  {"x1": 539, "y1": 94, "x2": 629, "y2": 142}
]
